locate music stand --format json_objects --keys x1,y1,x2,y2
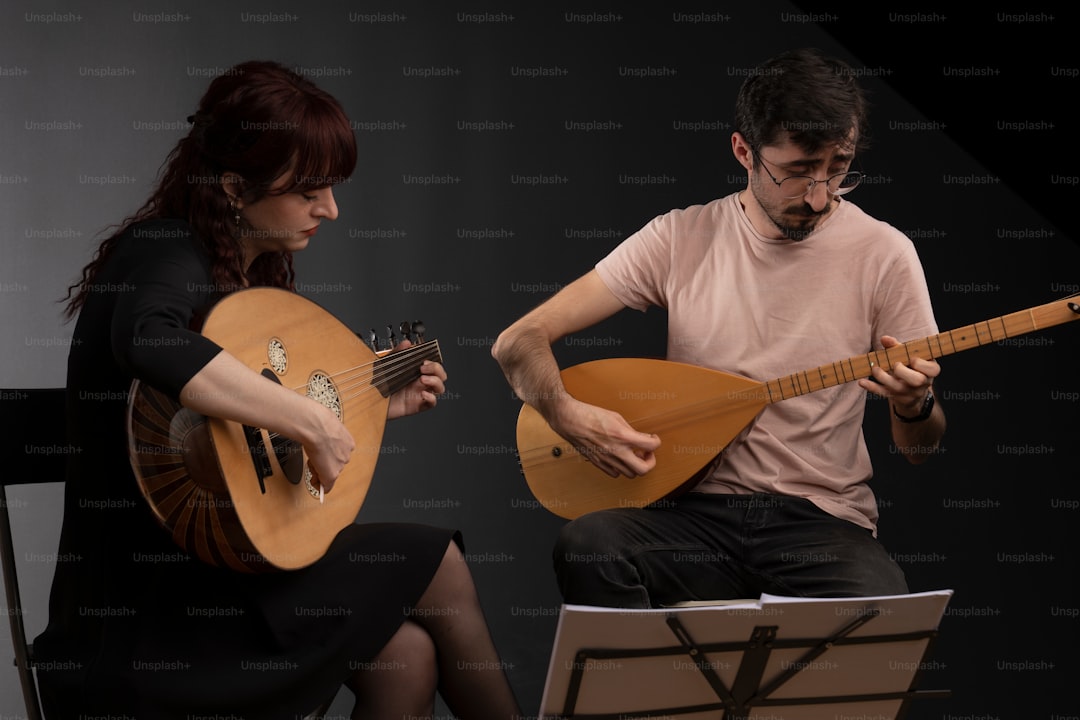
[{"x1": 539, "y1": 590, "x2": 952, "y2": 720}]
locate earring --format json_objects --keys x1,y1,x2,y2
[{"x1": 228, "y1": 198, "x2": 241, "y2": 228}]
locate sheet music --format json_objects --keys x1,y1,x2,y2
[{"x1": 539, "y1": 590, "x2": 954, "y2": 720}]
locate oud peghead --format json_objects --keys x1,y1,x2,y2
[{"x1": 367, "y1": 321, "x2": 430, "y2": 352}]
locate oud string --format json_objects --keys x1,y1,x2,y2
[
  {"x1": 336, "y1": 343, "x2": 442, "y2": 405},
  {"x1": 262, "y1": 341, "x2": 441, "y2": 445},
  {"x1": 280, "y1": 341, "x2": 439, "y2": 398}
]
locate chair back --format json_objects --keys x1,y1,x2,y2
[{"x1": 1, "y1": 387, "x2": 69, "y2": 720}]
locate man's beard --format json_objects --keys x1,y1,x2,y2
[{"x1": 749, "y1": 181, "x2": 832, "y2": 242}]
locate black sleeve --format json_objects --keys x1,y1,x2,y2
[{"x1": 109, "y1": 225, "x2": 224, "y2": 398}]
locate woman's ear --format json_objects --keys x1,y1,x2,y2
[{"x1": 221, "y1": 172, "x2": 245, "y2": 209}]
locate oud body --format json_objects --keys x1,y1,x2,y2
[{"x1": 127, "y1": 287, "x2": 441, "y2": 572}]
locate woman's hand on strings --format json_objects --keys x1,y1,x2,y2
[
  {"x1": 386, "y1": 339, "x2": 448, "y2": 420},
  {"x1": 304, "y1": 401, "x2": 355, "y2": 495}
]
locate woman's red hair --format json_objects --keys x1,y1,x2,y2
[{"x1": 63, "y1": 60, "x2": 357, "y2": 319}]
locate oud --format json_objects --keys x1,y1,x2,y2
[{"x1": 127, "y1": 287, "x2": 442, "y2": 572}]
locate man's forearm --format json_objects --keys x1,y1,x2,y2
[{"x1": 492, "y1": 323, "x2": 571, "y2": 420}]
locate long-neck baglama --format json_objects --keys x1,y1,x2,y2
[{"x1": 515, "y1": 295, "x2": 1080, "y2": 520}]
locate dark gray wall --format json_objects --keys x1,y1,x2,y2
[{"x1": 2, "y1": 2, "x2": 1077, "y2": 717}]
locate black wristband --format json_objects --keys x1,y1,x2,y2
[{"x1": 893, "y1": 389, "x2": 934, "y2": 423}]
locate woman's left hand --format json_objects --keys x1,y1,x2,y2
[{"x1": 386, "y1": 340, "x2": 447, "y2": 420}]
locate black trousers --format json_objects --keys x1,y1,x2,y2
[{"x1": 553, "y1": 492, "x2": 908, "y2": 608}]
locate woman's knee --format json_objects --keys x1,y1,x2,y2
[
  {"x1": 350, "y1": 620, "x2": 436, "y2": 688},
  {"x1": 385, "y1": 619, "x2": 437, "y2": 663},
  {"x1": 346, "y1": 620, "x2": 438, "y2": 713}
]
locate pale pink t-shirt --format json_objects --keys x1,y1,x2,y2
[{"x1": 594, "y1": 193, "x2": 937, "y2": 533}]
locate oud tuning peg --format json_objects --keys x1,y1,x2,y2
[
  {"x1": 367, "y1": 328, "x2": 378, "y2": 352},
  {"x1": 399, "y1": 321, "x2": 413, "y2": 342},
  {"x1": 385, "y1": 324, "x2": 396, "y2": 348},
  {"x1": 412, "y1": 320, "x2": 426, "y2": 343}
]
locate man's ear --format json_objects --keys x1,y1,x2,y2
[
  {"x1": 730, "y1": 132, "x2": 754, "y2": 172},
  {"x1": 221, "y1": 172, "x2": 245, "y2": 208}
]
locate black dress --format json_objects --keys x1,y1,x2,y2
[{"x1": 34, "y1": 219, "x2": 458, "y2": 718}]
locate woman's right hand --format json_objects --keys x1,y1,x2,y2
[
  {"x1": 180, "y1": 351, "x2": 356, "y2": 493},
  {"x1": 301, "y1": 402, "x2": 355, "y2": 494}
]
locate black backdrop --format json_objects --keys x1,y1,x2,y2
[{"x1": 1, "y1": 3, "x2": 1077, "y2": 717}]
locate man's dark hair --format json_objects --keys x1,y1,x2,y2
[{"x1": 735, "y1": 47, "x2": 870, "y2": 154}]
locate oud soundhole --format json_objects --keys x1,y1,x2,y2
[
  {"x1": 304, "y1": 471, "x2": 320, "y2": 499},
  {"x1": 268, "y1": 338, "x2": 287, "y2": 374},
  {"x1": 307, "y1": 372, "x2": 342, "y2": 419}
]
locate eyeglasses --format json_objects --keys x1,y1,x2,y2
[{"x1": 753, "y1": 150, "x2": 862, "y2": 199}]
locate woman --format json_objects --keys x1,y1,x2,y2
[{"x1": 38, "y1": 60, "x2": 523, "y2": 719}]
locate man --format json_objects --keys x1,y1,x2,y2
[{"x1": 491, "y1": 48, "x2": 946, "y2": 608}]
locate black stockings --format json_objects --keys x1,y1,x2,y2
[{"x1": 345, "y1": 541, "x2": 523, "y2": 719}]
